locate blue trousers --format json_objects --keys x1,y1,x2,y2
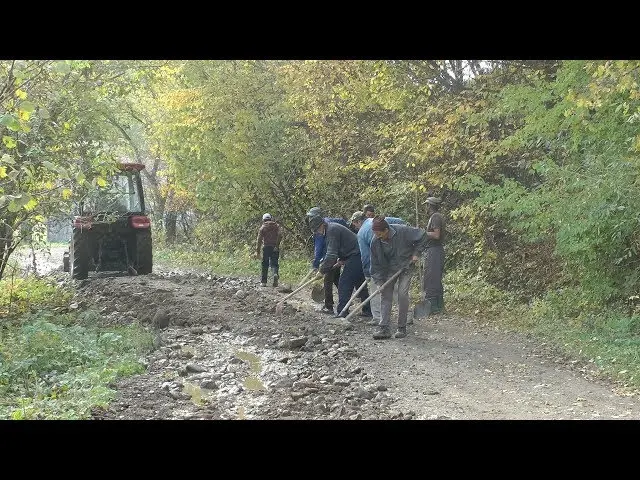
[{"x1": 336, "y1": 253, "x2": 371, "y2": 316}]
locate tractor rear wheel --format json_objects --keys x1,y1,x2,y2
[
  {"x1": 136, "y1": 230, "x2": 153, "y2": 274},
  {"x1": 70, "y1": 228, "x2": 89, "y2": 280}
]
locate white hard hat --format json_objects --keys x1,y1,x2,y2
[{"x1": 262, "y1": 213, "x2": 272, "y2": 221}]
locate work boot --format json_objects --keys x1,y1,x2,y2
[
  {"x1": 394, "y1": 327, "x2": 407, "y2": 339},
  {"x1": 260, "y1": 282, "x2": 267, "y2": 287},
  {"x1": 366, "y1": 318, "x2": 379, "y2": 326},
  {"x1": 320, "y1": 306, "x2": 334, "y2": 315},
  {"x1": 273, "y1": 274, "x2": 279, "y2": 287},
  {"x1": 373, "y1": 326, "x2": 392, "y2": 339}
]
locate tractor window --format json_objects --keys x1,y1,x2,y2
[{"x1": 82, "y1": 173, "x2": 142, "y2": 214}]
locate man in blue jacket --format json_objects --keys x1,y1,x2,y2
[
  {"x1": 308, "y1": 211, "x2": 372, "y2": 318},
  {"x1": 350, "y1": 211, "x2": 406, "y2": 325},
  {"x1": 307, "y1": 207, "x2": 349, "y2": 314}
]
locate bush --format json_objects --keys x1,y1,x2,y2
[
  {"x1": 0, "y1": 276, "x2": 72, "y2": 319},
  {"x1": 0, "y1": 280, "x2": 153, "y2": 420}
]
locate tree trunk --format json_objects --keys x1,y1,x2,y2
[
  {"x1": 0, "y1": 223, "x2": 14, "y2": 282},
  {"x1": 165, "y1": 211, "x2": 177, "y2": 245}
]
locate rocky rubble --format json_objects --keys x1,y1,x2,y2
[{"x1": 82, "y1": 271, "x2": 410, "y2": 420}]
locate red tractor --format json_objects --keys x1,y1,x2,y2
[{"x1": 63, "y1": 163, "x2": 153, "y2": 280}]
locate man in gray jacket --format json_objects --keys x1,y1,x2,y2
[
  {"x1": 369, "y1": 216, "x2": 428, "y2": 339},
  {"x1": 308, "y1": 212, "x2": 372, "y2": 318},
  {"x1": 350, "y1": 210, "x2": 407, "y2": 325}
]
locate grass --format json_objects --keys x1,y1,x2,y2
[
  {"x1": 0, "y1": 277, "x2": 154, "y2": 419},
  {"x1": 0, "y1": 276, "x2": 72, "y2": 318},
  {"x1": 155, "y1": 243, "x2": 311, "y2": 286}
]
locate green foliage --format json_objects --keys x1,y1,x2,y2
[
  {"x1": 462, "y1": 60, "x2": 640, "y2": 303},
  {"x1": 0, "y1": 275, "x2": 72, "y2": 318},
  {"x1": 0, "y1": 60, "x2": 167, "y2": 281},
  {"x1": 445, "y1": 268, "x2": 521, "y2": 321},
  {"x1": 0, "y1": 309, "x2": 153, "y2": 420}
]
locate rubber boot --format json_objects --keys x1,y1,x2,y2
[{"x1": 272, "y1": 268, "x2": 279, "y2": 287}]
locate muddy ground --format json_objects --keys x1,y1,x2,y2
[{"x1": 18, "y1": 247, "x2": 640, "y2": 420}]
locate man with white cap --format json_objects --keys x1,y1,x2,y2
[{"x1": 255, "y1": 213, "x2": 283, "y2": 287}]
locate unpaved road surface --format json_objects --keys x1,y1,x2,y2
[{"x1": 20, "y1": 247, "x2": 640, "y2": 419}]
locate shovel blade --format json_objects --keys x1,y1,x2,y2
[
  {"x1": 311, "y1": 283, "x2": 325, "y2": 303},
  {"x1": 413, "y1": 299, "x2": 431, "y2": 319}
]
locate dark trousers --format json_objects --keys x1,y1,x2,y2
[
  {"x1": 422, "y1": 246, "x2": 444, "y2": 297},
  {"x1": 324, "y1": 267, "x2": 341, "y2": 308},
  {"x1": 261, "y1": 246, "x2": 280, "y2": 283},
  {"x1": 336, "y1": 253, "x2": 371, "y2": 316}
]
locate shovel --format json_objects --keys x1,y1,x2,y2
[
  {"x1": 336, "y1": 278, "x2": 369, "y2": 317},
  {"x1": 297, "y1": 268, "x2": 315, "y2": 288},
  {"x1": 311, "y1": 282, "x2": 325, "y2": 303},
  {"x1": 343, "y1": 268, "x2": 405, "y2": 322},
  {"x1": 310, "y1": 260, "x2": 344, "y2": 302},
  {"x1": 275, "y1": 273, "x2": 323, "y2": 315},
  {"x1": 413, "y1": 297, "x2": 432, "y2": 319}
]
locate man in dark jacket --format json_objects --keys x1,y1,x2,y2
[
  {"x1": 308, "y1": 212, "x2": 372, "y2": 318},
  {"x1": 256, "y1": 213, "x2": 283, "y2": 287},
  {"x1": 307, "y1": 207, "x2": 349, "y2": 314},
  {"x1": 370, "y1": 216, "x2": 428, "y2": 339}
]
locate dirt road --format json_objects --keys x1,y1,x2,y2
[
  {"x1": 20, "y1": 247, "x2": 640, "y2": 419},
  {"x1": 70, "y1": 271, "x2": 640, "y2": 419}
]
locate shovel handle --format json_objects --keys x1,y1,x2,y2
[
  {"x1": 297, "y1": 268, "x2": 315, "y2": 288},
  {"x1": 279, "y1": 273, "x2": 323, "y2": 303},
  {"x1": 344, "y1": 268, "x2": 405, "y2": 322},
  {"x1": 337, "y1": 279, "x2": 369, "y2": 317}
]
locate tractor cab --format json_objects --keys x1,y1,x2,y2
[
  {"x1": 81, "y1": 164, "x2": 145, "y2": 216},
  {"x1": 63, "y1": 163, "x2": 153, "y2": 279}
]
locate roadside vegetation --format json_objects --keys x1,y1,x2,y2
[{"x1": 0, "y1": 274, "x2": 153, "y2": 419}]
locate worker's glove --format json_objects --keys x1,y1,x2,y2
[{"x1": 319, "y1": 259, "x2": 335, "y2": 274}]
